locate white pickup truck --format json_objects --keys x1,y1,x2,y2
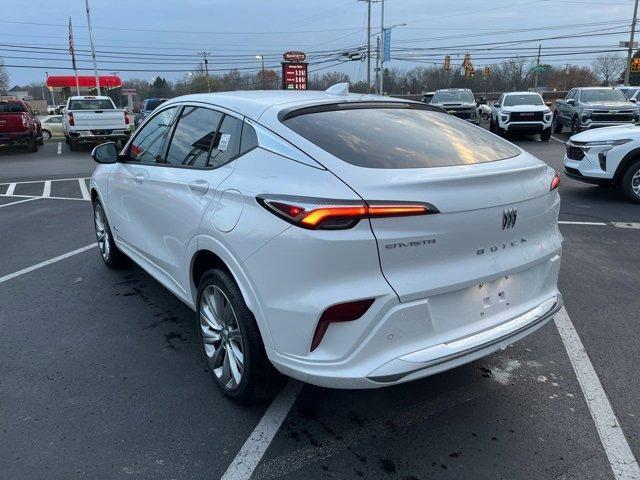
[{"x1": 63, "y1": 96, "x2": 130, "y2": 151}]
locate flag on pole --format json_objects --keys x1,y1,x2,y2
[{"x1": 68, "y1": 17, "x2": 77, "y2": 71}]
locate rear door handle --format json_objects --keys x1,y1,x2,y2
[
  {"x1": 188, "y1": 180, "x2": 209, "y2": 195},
  {"x1": 133, "y1": 174, "x2": 144, "y2": 185}
]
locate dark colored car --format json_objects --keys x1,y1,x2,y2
[
  {"x1": 0, "y1": 100, "x2": 43, "y2": 152},
  {"x1": 134, "y1": 98, "x2": 168, "y2": 127}
]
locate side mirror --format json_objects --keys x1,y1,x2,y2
[
  {"x1": 480, "y1": 97, "x2": 487, "y2": 104},
  {"x1": 567, "y1": 98, "x2": 576, "y2": 106},
  {"x1": 33, "y1": 109, "x2": 40, "y2": 115},
  {"x1": 630, "y1": 98, "x2": 637, "y2": 103},
  {"x1": 91, "y1": 142, "x2": 119, "y2": 164},
  {"x1": 493, "y1": 102, "x2": 500, "y2": 108},
  {"x1": 545, "y1": 101, "x2": 552, "y2": 107}
]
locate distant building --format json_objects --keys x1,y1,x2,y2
[{"x1": 8, "y1": 85, "x2": 30, "y2": 100}]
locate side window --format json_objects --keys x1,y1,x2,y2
[
  {"x1": 165, "y1": 107, "x2": 223, "y2": 168},
  {"x1": 46, "y1": 117, "x2": 62, "y2": 124},
  {"x1": 497, "y1": 94, "x2": 504, "y2": 106},
  {"x1": 129, "y1": 107, "x2": 178, "y2": 164},
  {"x1": 208, "y1": 115, "x2": 242, "y2": 168},
  {"x1": 240, "y1": 122, "x2": 258, "y2": 155}
]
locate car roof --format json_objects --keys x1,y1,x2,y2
[{"x1": 162, "y1": 90, "x2": 405, "y2": 120}]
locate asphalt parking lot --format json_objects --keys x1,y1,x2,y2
[{"x1": 1, "y1": 134, "x2": 639, "y2": 480}]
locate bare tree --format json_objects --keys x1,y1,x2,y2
[
  {"x1": 498, "y1": 58, "x2": 531, "y2": 91},
  {"x1": 0, "y1": 58, "x2": 9, "y2": 94},
  {"x1": 592, "y1": 54, "x2": 625, "y2": 86}
]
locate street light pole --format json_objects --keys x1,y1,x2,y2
[
  {"x1": 367, "y1": 0, "x2": 372, "y2": 93},
  {"x1": 256, "y1": 55, "x2": 265, "y2": 89},
  {"x1": 84, "y1": 0, "x2": 101, "y2": 96},
  {"x1": 625, "y1": 0, "x2": 640, "y2": 86},
  {"x1": 379, "y1": 0, "x2": 385, "y2": 95}
]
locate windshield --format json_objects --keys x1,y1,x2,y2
[
  {"x1": 580, "y1": 89, "x2": 627, "y2": 103},
  {"x1": 0, "y1": 102, "x2": 26, "y2": 113},
  {"x1": 283, "y1": 105, "x2": 519, "y2": 169},
  {"x1": 503, "y1": 94, "x2": 544, "y2": 106},
  {"x1": 432, "y1": 90, "x2": 475, "y2": 104},
  {"x1": 145, "y1": 99, "x2": 166, "y2": 110},
  {"x1": 68, "y1": 99, "x2": 115, "y2": 110}
]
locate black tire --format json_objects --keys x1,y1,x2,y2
[
  {"x1": 553, "y1": 114, "x2": 563, "y2": 133},
  {"x1": 93, "y1": 200, "x2": 128, "y2": 267},
  {"x1": 571, "y1": 116, "x2": 581, "y2": 134},
  {"x1": 68, "y1": 140, "x2": 78, "y2": 151},
  {"x1": 621, "y1": 160, "x2": 640, "y2": 203},
  {"x1": 26, "y1": 135, "x2": 37, "y2": 152},
  {"x1": 489, "y1": 118, "x2": 496, "y2": 133},
  {"x1": 42, "y1": 130, "x2": 52, "y2": 141},
  {"x1": 540, "y1": 127, "x2": 551, "y2": 142},
  {"x1": 197, "y1": 269, "x2": 283, "y2": 404}
]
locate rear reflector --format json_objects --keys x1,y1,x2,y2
[
  {"x1": 550, "y1": 172, "x2": 560, "y2": 191},
  {"x1": 310, "y1": 298, "x2": 375, "y2": 352},
  {"x1": 258, "y1": 195, "x2": 437, "y2": 230}
]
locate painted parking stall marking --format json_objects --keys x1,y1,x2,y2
[{"x1": 0, "y1": 177, "x2": 91, "y2": 202}]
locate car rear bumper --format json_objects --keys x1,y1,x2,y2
[
  {"x1": 268, "y1": 286, "x2": 563, "y2": 389},
  {"x1": 68, "y1": 130, "x2": 130, "y2": 143},
  {"x1": 0, "y1": 131, "x2": 34, "y2": 145}
]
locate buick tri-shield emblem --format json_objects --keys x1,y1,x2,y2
[{"x1": 502, "y1": 208, "x2": 517, "y2": 230}]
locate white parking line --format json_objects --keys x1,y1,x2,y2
[
  {"x1": 78, "y1": 178, "x2": 90, "y2": 200},
  {"x1": 0, "y1": 177, "x2": 90, "y2": 185},
  {"x1": 0, "y1": 197, "x2": 40, "y2": 208},
  {"x1": 555, "y1": 308, "x2": 640, "y2": 479},
  {"x1": 0, "y1": 193, "x2": 89, "y2": 202},
  {"x1": 0, "y1": 244, "x2": 96, "y2": 285},
  {"x1": 551, "y1": 135, "x2": 565, "y2": 144},
  {"x1": 5, "y1": 183, "x2": 16, "y2": 195},
  {"x1": 221, "y1": 380, "x2": 303, "y2": 480},
  {"x1": 558, "y1": 220, "x2": 608, "y2": 226},
  {"x1": 57, "y1": 142, "x2": 62, "y2": 155},
  {"x1": 42, "y1": 180, "x2": 51, "y2": 198}
]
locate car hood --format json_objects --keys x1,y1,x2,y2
[
  {"x1": 431, "y1": 102, "x2": 476, "y2": 109},
  {"x1": 570, "y1": 124, "x2": 640, "y2": 142},
  {"x1": 502, "y1": 105, "x2": 550, "y2": 113},
  {"x1": 582, "y1": 101, "x2": 636, "y2": 109}
]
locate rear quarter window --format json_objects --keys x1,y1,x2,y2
[{"x1": 282, "y1": 105, "x2": 520, "y2": 169}]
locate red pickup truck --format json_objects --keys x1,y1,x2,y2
[{"x1": 0, "y1": 100, "x2": 43, "y2": 152}]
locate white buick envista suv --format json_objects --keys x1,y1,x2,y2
[{"x1": 90, "y1": 86, "x2": 563, "y2": 403}]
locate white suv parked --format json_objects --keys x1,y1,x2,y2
[
  {"x1": 90, "y1": 88, "x2": 563, "y2": 403},
  {"x1": 564, "y1": 124, "x2": 640, "y2": 202},
  {"x1": 490, "y1": 92, "x2": 553, "y2": 141}
]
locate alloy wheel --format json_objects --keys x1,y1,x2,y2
[
  {"x1": 94, "y1": 205, "x2": 111, "y2": 262},
  {"x1": 42, "y1": 130, "x2": 51, "y2": 140},
  {"x1": 632, "y1": 169, "x2": 640, "y2": 197},
  {"x1": 200, "y1": 285, "x2": 245, "y2": 390}
]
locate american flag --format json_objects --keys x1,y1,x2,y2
[{"x1": 68, "y1": 17, "x2": 77, "y2": 71}]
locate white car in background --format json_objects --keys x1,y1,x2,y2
[
  {"x1": 63, "y1": 95, "x2": 130, "y2": 151},
  {"x1": 39, "y1": 115, "x2": 64, "y2": 140},
  {"x1": 564, "y1": 124, "x2": 640, "y2": 202},
  {"x1": 89, "y1": 86, "x2": 563, "y2": 404},
  {"x1": 490, "y1": 91, "x2": 553, "y2": 141}
]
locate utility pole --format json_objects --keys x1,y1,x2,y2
[
  {"x1": 366, "y1": 0, "x2": 372, "y2": 93},
  {"x1": 199, "y1": 51, "x2": 212, "y2": 92},
  {"x1": 84, "y1": 0, "x2": 101, "y2": 96},
  {"x1": 625, "y1": 0, "x2": 640, "y2": 85},
  {"x1": 256, "y1": 55, "x2": 265, "y2": 89},
  {"x1": 46, "y1": 72, "x2": 55, "y2": 106},
  {"x1": 379, "y1": 0, "x2": 385, "y2": 95},
  {"x1": 534, "y1": 44, "x2": 542, "y2": 89}
]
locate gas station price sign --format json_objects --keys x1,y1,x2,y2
[{"x1": 282, "y1": 62, "x2": 308, "y2": 90}]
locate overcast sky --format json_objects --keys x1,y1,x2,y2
[{"x1": 0, "y1": 0, "x2": 636, "y2": 87}]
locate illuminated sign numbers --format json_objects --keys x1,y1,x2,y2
[{"x1": 282, "y1": 51, "x2": 308, "y2": 90}]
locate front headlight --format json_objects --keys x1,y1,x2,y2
[
  {"x1": 500, "y1": 114, "x2": 509, "y2": 122},
  {"x1": 582, "y1": 109, "x2": 593, "y2": 118},
  {"x1": 584, "y1": 139, "x2": 632, "y2": 148}
]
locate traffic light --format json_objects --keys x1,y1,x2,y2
[
  {"x1": 444, "y1": 55, "x2": 451, "y2": 72},
  {"x1": 483, "y1": 66, "x2": 491, "y2": 78},
  {"x1": 466, "y1": 66, "x2": 475, "y2": 78},
  {"x1": 631, "y1": 57, "x2": 640, "y2": 73}
]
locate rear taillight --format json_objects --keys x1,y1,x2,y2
[
  {"x1": 257, "y1": 195, "x2": 438, "y2": 230},
  {"x1": 21, "y1": 114, "x2": 28, "y2": 127},
  {"x1": 124, "y1": 112, "x2": 130, "y2": 125},
  {"x1": 67, "y1": 112, "x2": 74, "y2": 126},
  {"x1": 550, "y1": 172, "x2": 560, "y2": 191},
  {"x1": 311, "y1": 298, "x2": 375, "y2": 352}
]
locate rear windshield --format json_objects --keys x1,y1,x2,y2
[
  {"x1": 504, "y1": 94, "x2": 544, "y2": 106},
  {"x1": 580, "y1": 89, "x2": 627, "y2": 103},
  {"x1": 68, "y1": 99, "x2": 115, "y2": 110},
  {"x1": 145, "y1": 99, "x2": 166, "y2": 110},
  {"x1": 621, "y1": 88, "x2": 639, "y2": 99},
  {"x1": 283, "y1": 105, "x2": 520, "y2": 169},
  {"x1": 0, "y1": 102, "x2": 26, "y2": 113}
]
